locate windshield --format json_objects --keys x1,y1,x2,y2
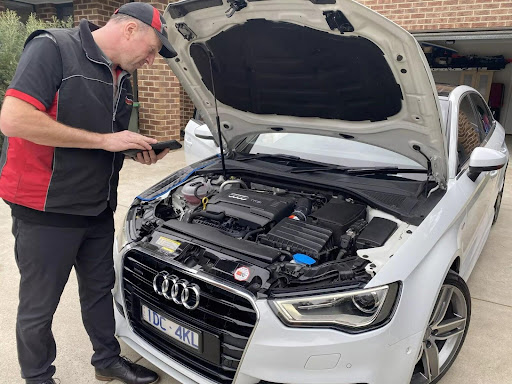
[{"x1": 239, "y1": 133, "x2": 424, "y2": 169}]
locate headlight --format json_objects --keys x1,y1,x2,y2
[{"x1": 269, "y1": 282, "x2": 400, "y2": 333}]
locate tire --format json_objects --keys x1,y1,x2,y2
[
  {"x1": 492, "y1": 187, "x2": 503, "y2": 225},
  {"x1": 493, "y1": 170, "x2": 506, "y2": 225},
  {"x1": 410, "y1": 271, "x2": 471, "y2": 384}
]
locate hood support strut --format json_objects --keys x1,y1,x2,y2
[{"x1": 205, "y1": 45, "x2": 227, "y2": 179}]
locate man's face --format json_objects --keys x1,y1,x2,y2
[{"x1": 121, "y1": 25, "x2": 162, "y2": 73}]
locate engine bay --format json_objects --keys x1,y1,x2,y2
[{"x1": 129, "y1": 173, "x2": 408, "y2": 294}]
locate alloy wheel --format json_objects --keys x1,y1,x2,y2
[{"x1": 410, "y1": 273, "x2": 470, "y2": 384}]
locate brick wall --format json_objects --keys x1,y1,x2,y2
[
  {"x1": 73, "y1": 0, "x2": 124, "y2": 27},
  {"x1": 35, "y1": 3, "x2": 57, "y2": 21},
  {"x1": 358, "y1": 0, "x2": 512, "y2": 31},
  {"x1": 137, "y1": 61, "x2": 181, "y2": 140}
]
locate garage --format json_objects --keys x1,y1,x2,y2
[{"x1": 414, "y1": 30, "x2": 512, "y2": 133}]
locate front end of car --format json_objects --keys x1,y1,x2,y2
[
  {"x1": 113, "y1": 233, "x2": 422, "y2": 384},
  {"x1": 111, "y1": 155, "x2": 437, "y2": 384}
]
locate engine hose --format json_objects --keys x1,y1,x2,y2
[
  {"x1": 193, "y1": 183, "x2": 203, "y2": 199},
  {"x1": 187, "y1": 211, "x2": 225, "y2": 223},
  {"x1": 219, "y1": 179, "x2": 248, "y2": 192},
  {"x1": 243, "y1": 227, "x2": 265, "y2": 240}
]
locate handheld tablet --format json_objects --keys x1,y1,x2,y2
[{"x1": 122, "y1": 140, "x2": 182, "y2": 158}]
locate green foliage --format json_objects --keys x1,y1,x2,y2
[{"x1": 0, "y1": 11, "x2": 73, "y2": 148}]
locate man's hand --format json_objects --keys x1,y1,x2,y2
[
  {"x1": 133, "y1": 148, "x2": 170, "y2": 165},
  {"x1": 102, "y1": 130, "x2": 157, "y2": 152}
]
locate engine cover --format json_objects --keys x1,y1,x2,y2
[{"x1": 205, "y1": 189, "x2": 295, "y2": 227}]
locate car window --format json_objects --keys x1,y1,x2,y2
[
  {"x1": 469, "y1": 93, "x2": 494, "y2": 138},
  {"x1": 242, "y1": 133, "x2": 424, "y2": 169},
  {"x1": 457, "y1": 95, "x2": 484, "y2": 171}
]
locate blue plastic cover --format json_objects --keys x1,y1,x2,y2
[{"x1": 293, "y1": 253, "x2": 316, "y2": 265}]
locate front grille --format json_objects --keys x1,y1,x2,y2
[{"x1": 122, "y1": 249, "x2": 257, "y2": 384}]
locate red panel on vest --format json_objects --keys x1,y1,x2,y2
[{"x1": 0, "y1": 93, "x2": 57, "y2": 211}]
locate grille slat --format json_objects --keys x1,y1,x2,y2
[{"x1": 122, "y1": 250, "x2": 256, "y2": 384}]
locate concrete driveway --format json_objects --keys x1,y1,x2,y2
[{"x1": 0, "y1": 145, "x2": 511, "y2": 384}]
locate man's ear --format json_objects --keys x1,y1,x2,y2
[{"x1": 123, "y1": 21, "x2": 138, "y2": 40}]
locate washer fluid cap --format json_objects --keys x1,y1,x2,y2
[{"x1": 293, "y1": 254, "x2": 316, "y2": 265}]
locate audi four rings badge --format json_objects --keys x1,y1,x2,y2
[
  {"x1": 228, "y1": 193, "x2": 248, "y2": 201},
  {"x1": 153, "y1": 271, "x2": 200, "y2": 310}
]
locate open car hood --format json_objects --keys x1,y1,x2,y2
[{"x1": 164, "y1": 0, "x2": 448, "y2": 186}]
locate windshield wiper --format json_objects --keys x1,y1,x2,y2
[
  {"x1": 290, "y1": 165, "x2": 427, "y2": 175},
  {"x1": 345, "y1": 167, "x2": 427, "y2": 175},
  {"x1": 235, "y1": 153, "x2": 302, "y2": 162},
  {"x1": 290, "y1": 165, "x2": 348, "y2": 173}
]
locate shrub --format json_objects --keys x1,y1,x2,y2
[{"x1": 0, "y1": 11, "x2": 73, "y2": 149}]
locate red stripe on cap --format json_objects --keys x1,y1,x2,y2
[
  {"x1": 151, "y1": 8, "x2": 162, "y2": 32},
  {"x1": 5, "y1": 89, "x2": 46, "y2": 111}
]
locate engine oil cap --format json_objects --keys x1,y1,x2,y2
[{"x1": 293, "y1": 254, "x2": 316, "y2": 265}]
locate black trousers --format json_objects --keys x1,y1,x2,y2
[{"x1": 12, "y1": 215, "x2": 121, "y2": 383}]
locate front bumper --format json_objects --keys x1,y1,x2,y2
[{"x1": 114, "y1": 288, "x2": 422, "y2": 384}]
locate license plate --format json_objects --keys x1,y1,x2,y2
[{"x1": 141, "y1": 304, "x2": 201, "y2": 350}]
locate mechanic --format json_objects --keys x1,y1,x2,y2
[{"x1": 0, "y1": 3, "x2": 175, "y2": 384}]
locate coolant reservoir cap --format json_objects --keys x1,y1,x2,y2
[{"x1": 293, "y1": 254, "x2": 316, "y2": 265}]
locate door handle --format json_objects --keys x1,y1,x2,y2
[{"x1": 490, "y1": 170, "x2": 498, "y2": 178}]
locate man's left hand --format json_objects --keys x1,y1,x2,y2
[{"x1": 133, "y1": 148, "x2": 170, "y2": 165}]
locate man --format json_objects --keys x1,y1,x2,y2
[{"x1": 0, "y1": 3, "x2": 176, "y2": 384}]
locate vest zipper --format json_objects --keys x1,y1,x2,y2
[{"x1": 85, "y1": 52, "x2": 128, "y2": 205}]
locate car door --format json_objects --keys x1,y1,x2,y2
[
  {"x1": 469, "y1": 92, "x2": 506, "y2": 197},
  {"x1": 456, "y1": 92, "x2": 497, "y2": 272}
]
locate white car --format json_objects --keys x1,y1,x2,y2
[
  {"x1": 113, "y1": 1, "x2": 508, "y2": 384},
  {"x1": 184, "y1": 111, "x2": 218, "y2": 165}
]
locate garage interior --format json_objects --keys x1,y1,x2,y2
[{"x1": 414, "y1": 30, "x2": 512, "y2": 134}]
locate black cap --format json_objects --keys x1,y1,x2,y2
[{"x1": 114, "y1": 2, "x2": 176, "y2": 58}]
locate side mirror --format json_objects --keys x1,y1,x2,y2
[
  {"x1": 195, "y1": 124, "x2": 215, "y2": 141},
  {"x1": 467, "y1": 147, "x2": 507, "y2": 182}
]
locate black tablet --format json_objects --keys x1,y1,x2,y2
[{"x1": 122, "y1": 140, "x2": 182, "y2": 158}]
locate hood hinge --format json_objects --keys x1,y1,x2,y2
[
  {"x1": 323, "y1": 10, "x2": 355, "y2": 34},
  {"x1": 226, "y1": 0, "x2": 247, "y2": 18}
]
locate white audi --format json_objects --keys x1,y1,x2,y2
[{"x1": 113, "y1": 1, "x2": 508, "y2": 384}]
